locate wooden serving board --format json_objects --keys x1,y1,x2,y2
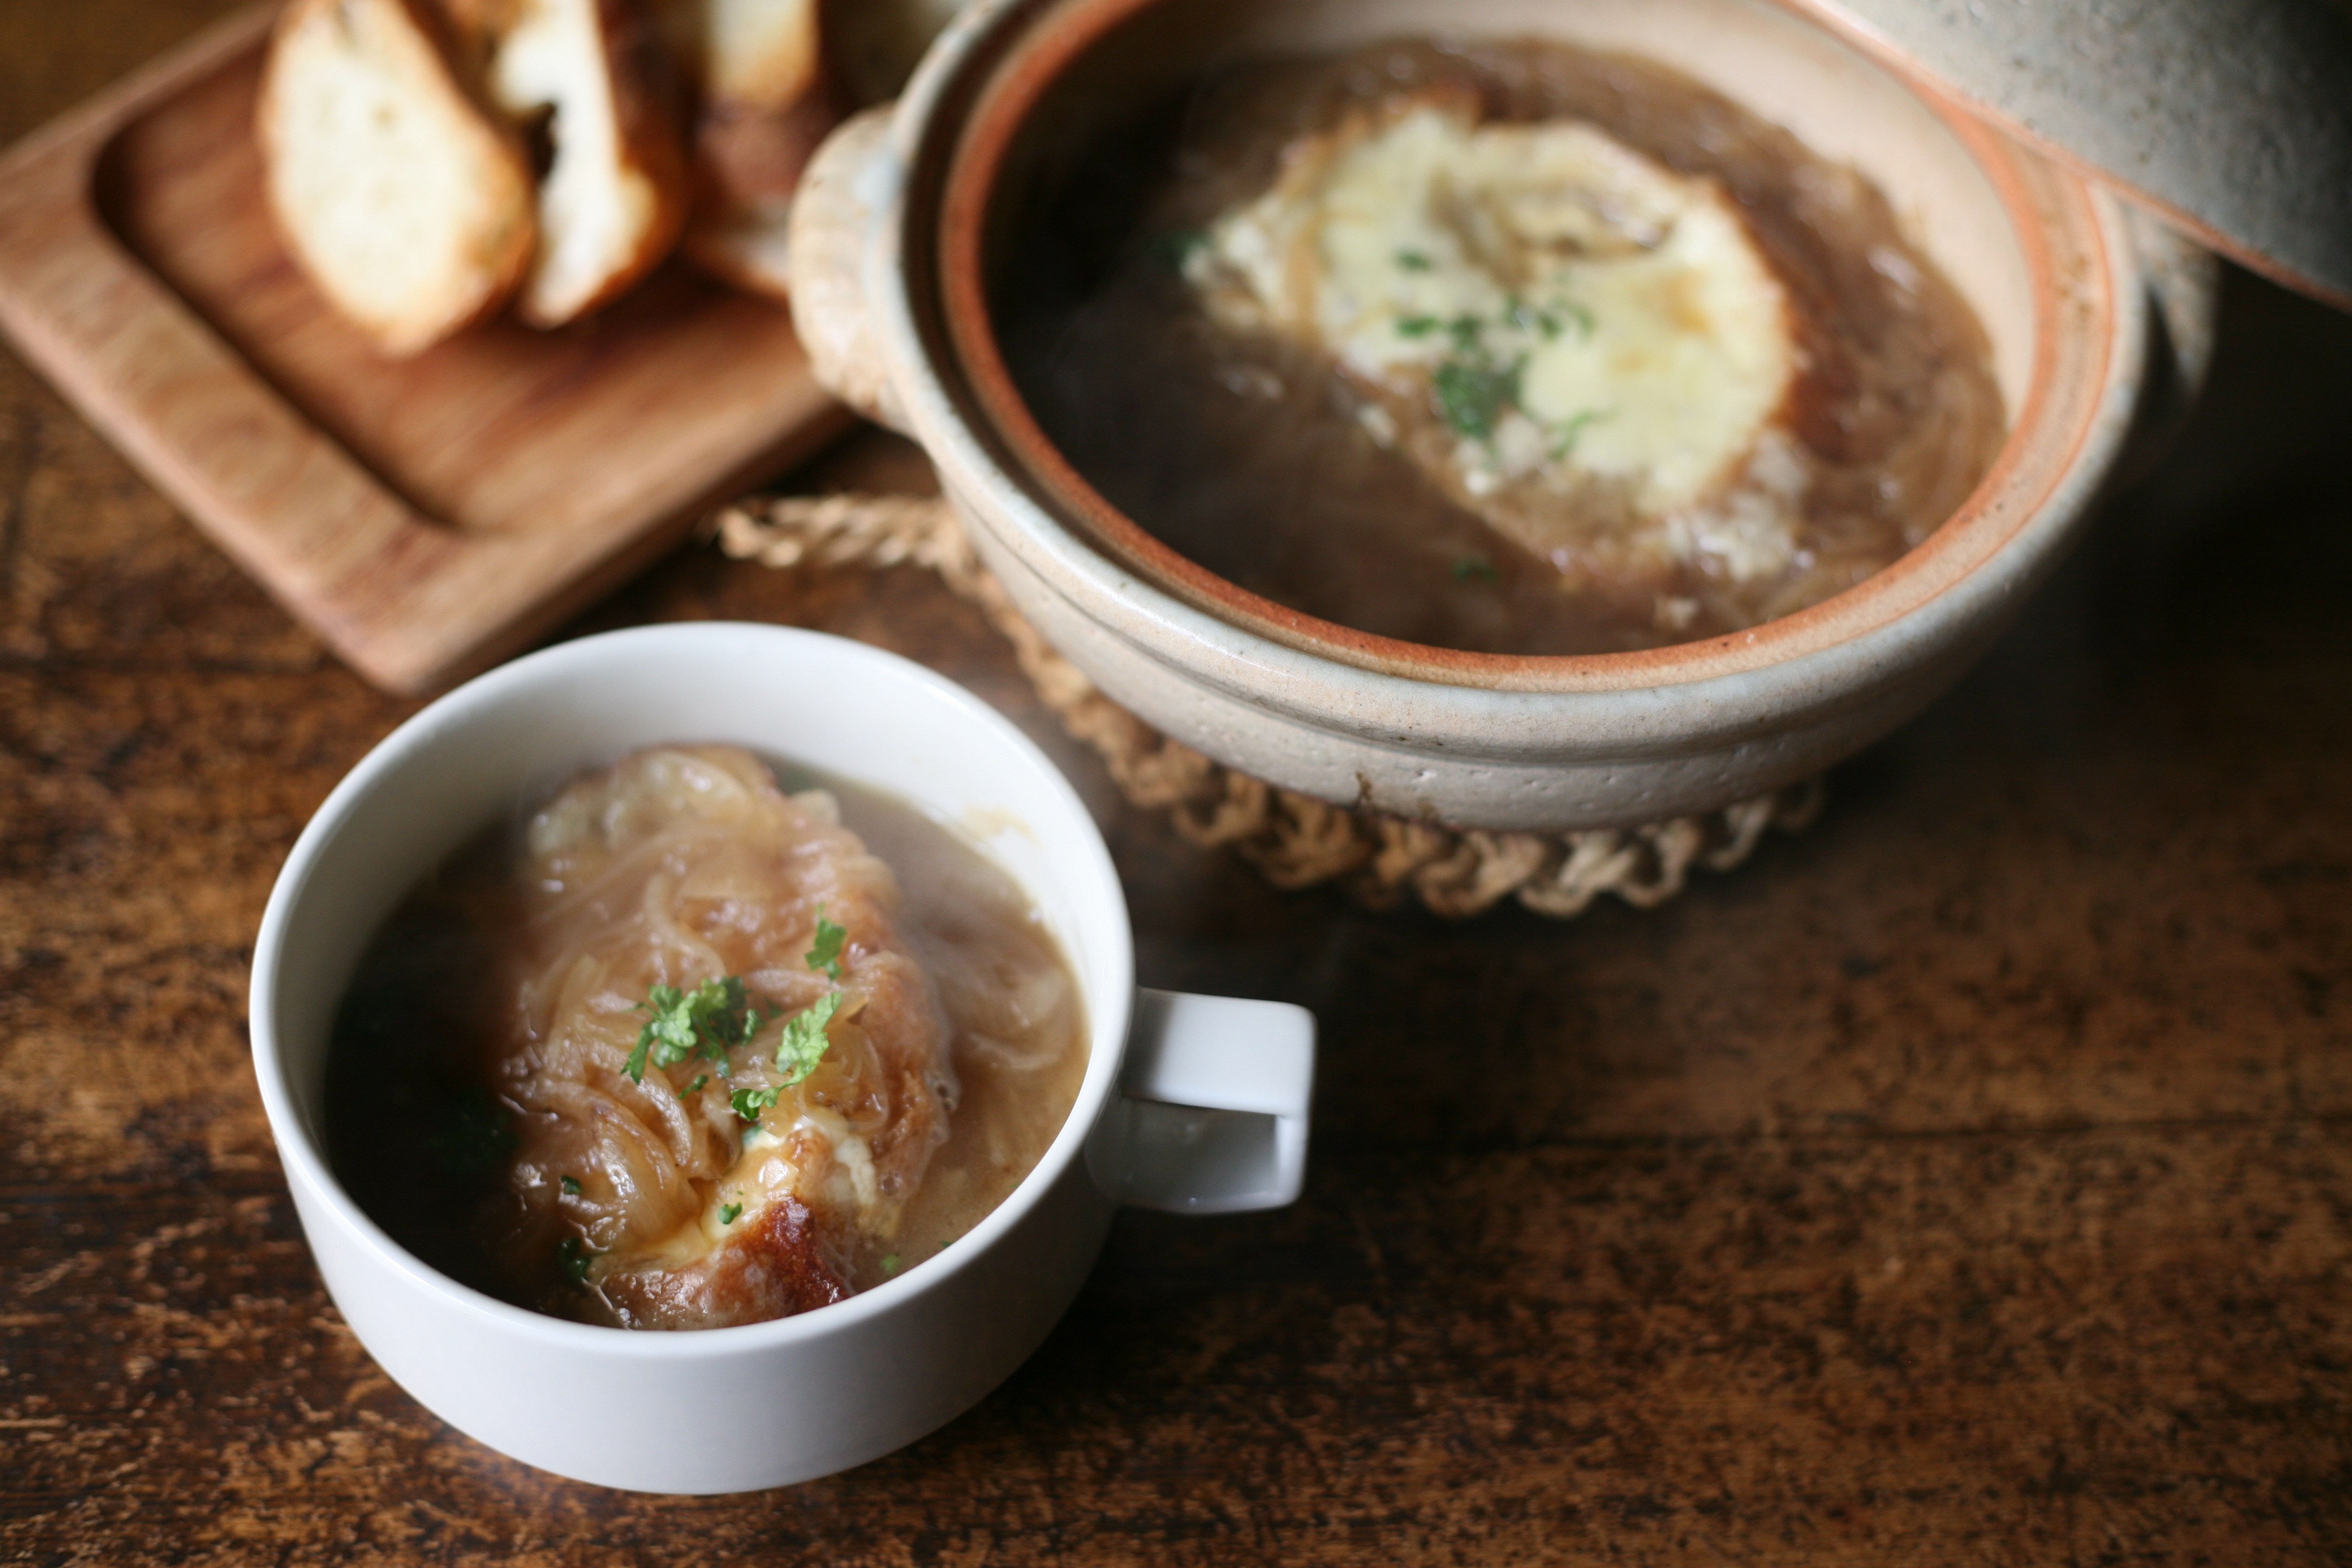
[{"x1": 0, "y1": 5, "x2": 850, "y2": 695}]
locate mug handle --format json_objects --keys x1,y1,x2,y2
[{"x1": 1099, "y1": 989, "x2": 1315, "y2": 1214}]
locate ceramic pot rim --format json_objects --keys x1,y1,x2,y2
[{"x1": 902, "y1": 0, "x2": 2134, "y2": 698}]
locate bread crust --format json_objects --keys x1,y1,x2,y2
[
  {"x1": 584, "y1": 0, "x2": 694, "y2": 319},
  {"x1": 488, "y1": 0, "x2": 692, "y2": 327},
  {"x1": 648, "y1": 0, "x2": 822, "y2": 107},
  {"x1": 677, "y1": 88, "x2": 839, "y2": 298},
  {"x1": 661, "y1": 0, "x2": 843, "y2": 301}
]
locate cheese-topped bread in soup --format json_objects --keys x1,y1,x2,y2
[
  {"x1": 1188, "y1": 89, "x2": 1805, "y2": 602},
  {"x1": 323, "y1": 743, "x2": 1091, "y2": 1331},
  {"x1": 487, "y1": 746, "x2": 953, "y2": 1327},
  {"x1": 995, "y1": 39, "x2": 2006, "y2": 654}
]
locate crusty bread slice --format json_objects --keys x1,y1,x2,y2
[
  {"x1": 677, "y1": 89, "x2": 839, "y2": 298},
  {"x1": 486, "y1": 0, "x2": 690, "y2": 327},
  {"x1": 680, "y1": 192, "x2": 794, "y2": 298},
  {"x1": 256, "y1": 0, "x2": 536, "y2": 355},
  {"x1": 655, "y1": 0, "x2": 822, "y2": 109},
  {"x1": 649, "y1": 0, "x2": 836, "y2": 300}
]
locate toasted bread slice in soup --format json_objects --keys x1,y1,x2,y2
[
  {"x1": 654, "y1": 0, "x2": 841, "y2": 300},
  {"x1": 257, "y1": 0, "x2": 537, "y2": 356},
  {"x1": 484, "y1": 0, "x2": 691, "y2": 327}
]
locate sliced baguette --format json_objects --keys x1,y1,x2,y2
[
  {"x1": 486, "y1": 0, "x2": 691, "y2": 327},
  {"x1": 256, "y1": 0, "x2": 536, "y2": 355},
  {"x1": 677, "y1": 90, "x2": 839, "y2": 297},
  {"x1": 654, "y1": 0, "x2": 839, "y2": 300},
  {"x1": 656, "y1": 0, "x2": 822, "y2": 108}
]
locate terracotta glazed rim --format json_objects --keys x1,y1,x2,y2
[{"x1": 923, "y1": 0, "x2": 2120, "y2": 694}]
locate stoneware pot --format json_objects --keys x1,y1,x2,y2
[
  {"x1": 247, "y1": 622, "x2": 1315, "y2": 1493},
  {"x1": 787, "y1": 0, "x2": 2217, "y2": 831}
]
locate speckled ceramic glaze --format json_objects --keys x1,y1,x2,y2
[
  {"x1": 788, "y1": 0, "x2": 2215, "y2": 832},
  {"x1": 1809, "y1": 0, "x2": 2352, "y2": 310}
]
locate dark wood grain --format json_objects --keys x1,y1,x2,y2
[{"x1": 3, "y1": 8, "x2": 2350, "y2": 1562}]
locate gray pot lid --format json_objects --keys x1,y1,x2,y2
[{"x1": 1801, "y1": 0, "x2": 2352, "y2": 310}]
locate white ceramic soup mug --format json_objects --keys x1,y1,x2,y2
[{"x1": 247, "y1": 622, "x2": 1315, "y2": 1494}]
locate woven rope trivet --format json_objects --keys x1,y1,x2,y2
[{"x1": 711, "y1": 494, "x2": 1822, "y2": 919}]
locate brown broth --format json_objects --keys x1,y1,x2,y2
[
  {"x1": 323, "y1": 747, "x2": 1088, "y2": 1329},
  {"x1": 993, "y1": 38, "x2": 2006, "y2": 654}
]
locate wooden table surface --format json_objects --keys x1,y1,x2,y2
[{"x1": 5, "y1": 5, "x2": 2350, "y2": 1562}]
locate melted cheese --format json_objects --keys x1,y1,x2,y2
[
  {"x1": 716, "y1": 1107, "x2": 884, "y2": 1241},
  {"x1": 1189, "y1": 100, "x2": 1800, "y2": 554}
]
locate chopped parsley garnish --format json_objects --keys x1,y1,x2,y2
[
  {"x1": 1394, "y1": 249, "x2": 1434, "y2": 271},
  {"x1": 880, "y1": 1254, "x2": 902, "y2": 1276},
  {"x1": 556, "y1": 1236, "x2": 596, "y2": 1283},
  {"x1": 1452, "y1": 556, "x2": 1501, "y2": 583},
  {"x1": 720, "y1": 1202, "x2": 743, "y2": 1225},
  {"x1": 1433, "y1": 353, "x2": 1525, "y2": 443},
  {"x1": 1395, "y1": 314, "x2": 1442, "y2": 338},
  {"x1": 687, "y1": 1074, "x2": 708, "y2": 1094},
  {"x1": 627, "y1": 976, "x2": 764, "y2": 1085},
  {"x1": 1447, "y1": 314, "x2": 1485, "y2": 352},
  {"x1": 431, "y1": 1088, "x2": 515, "y2": 1177},
  {"x1": 559, "y1": 1175, "x2": 582, "y2": 1196},
  {"x1": 708, "y1": 974, "x2": 844, "y2": 1121},
  {"x1": 804, "y1": 909, "x2": 847, "y2": 980},
  {"x1": 773, "y1": 992, "x2": 843, "y2": 1087},
  {"x1": 1504, "y1": 294, "x2": 1569, "y2": 340}
]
